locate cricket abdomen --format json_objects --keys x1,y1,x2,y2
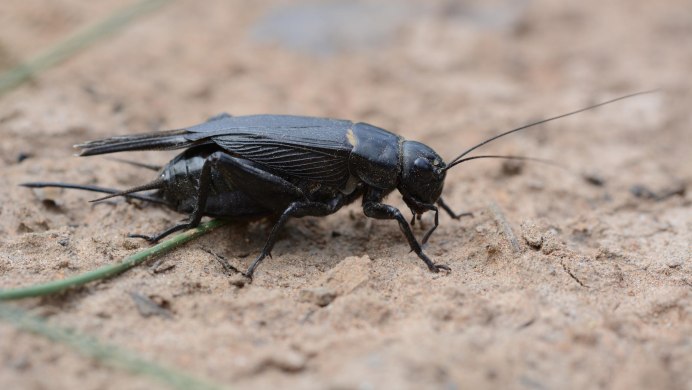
[{"x1": 159, "y1": 146, "x2": 268, "y2": 217}]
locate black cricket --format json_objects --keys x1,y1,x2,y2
[{"x1": 23, "y1": 92, "x2": 649, "y2": 278}]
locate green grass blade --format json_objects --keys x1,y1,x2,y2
[
  {"x1": 0, "y1": 0, "x2": 174, "y2": 96},
  {"x1": 0, "y1": 219, "x2": 229, "y2": 300},
  {"x1": 0, "y1": 303, "x2": 225, "y2": 390}
]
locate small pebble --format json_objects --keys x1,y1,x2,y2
[
  {"x1": 229, "y1": 273, "x2": 250, "y2": 287},
  {"x1": 16, "y1": 152, "x2": 31, "y2": 163},
  {"x1": 667, "y1": 259, "x2": 683, "y2": 269},
  {"x1": 521, "y1": 221, "x2": 543, "y2": 249},
  {"x1": 582, "y1": 172, "x2": 605, "y2": 186},
  {"x1": 150, "y1": 259, "x2": 176, "y2": 274},
  {"x1": 121, "y1": 239, "x2": 141, "y2": 250},
  {"x1": 130, "y1": 292, "x2": 173, "y2": 319},
  {"x1": 540, "y1": 230, "x2": 563, "y2": 255},
  {"x1": 630, "y1": 184, "x2": 657, "y2": 199},
  {"x1": 501, "y1": 159, "x2": 524, "y2": 176},
  {"x1": 259, "y1": 349, "x2": 307, "y2": 373},
  {"x1": 299, "y1": 287, "x2": 337, "y2": 307}
]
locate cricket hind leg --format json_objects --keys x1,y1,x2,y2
[
  {"x1": 127, "y1": 149, "x2": 307, "y2": 245},
  {"x1": 210, "y1": 153, "x2": 346, "y2": 278},
  {"x1": 243, "y1": 196, "x2": 345, "y2": 278},
  {"x1": 128, "y1": 151, "x2": 226, "y2": 242}
]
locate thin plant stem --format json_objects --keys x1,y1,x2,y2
[
  {"x1": 0, "y1": 219, "x2": 228, "y2": 300},
  {"x1": 0, "y1": 303, "x2": 224, "y2": 390},
  {"x1": 0, "y1": 0, "x2": 174, "y2": 96}
]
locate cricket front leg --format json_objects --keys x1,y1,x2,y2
[
  {"x1": 363, "y1": 190, "x2": 450, "y2": 273},
  {"x1": 437, "y1": 197, "x2": 473, "y2": 219}
]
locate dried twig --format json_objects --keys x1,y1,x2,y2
[{"x1": 488, "y1": 200, "x2": 522, "y2": 253}]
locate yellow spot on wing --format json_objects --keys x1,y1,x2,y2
[{"x1": 346, "y1": 128, "x2": 357, "y2": 146}]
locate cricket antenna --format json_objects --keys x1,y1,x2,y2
[
  {"x1": 448, "y1": 155, "x2": 569, "y2": 170},
  {"x1": 445, "y1": 154, "x2": 604, "y2": 181},
  {"x1": 445, "y1": 90, "x2": 658, "y2": 171}
]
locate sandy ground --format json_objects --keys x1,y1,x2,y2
[{"x1": 0, "y1": 0, "x2": 690, "y2": 389}]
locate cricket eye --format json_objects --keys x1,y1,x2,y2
[{"x1": 414, "y1": 157, "x2": 433, "y2": 172}]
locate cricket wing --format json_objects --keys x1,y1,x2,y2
[
  {"x1": 75, "y1": 114, "x2": 356, "y2": 187},
  {"x1": 206, "y1": 115, "x2": 355, "y2": 187},
  {"x1": 75, "y1": 128, "x2": 199, "y2": 156},
  {"x1": 73, "y1": 113, "x2": 235, "y2": 156}
]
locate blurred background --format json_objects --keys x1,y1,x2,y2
[
  {"x1": 0, "y1": 0, "x2": 690, "y2": 389},
  {"x1": 0, "y1": 0, "x2": 687, "y2": 158}
]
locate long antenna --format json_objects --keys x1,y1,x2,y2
[
  {"x1": 447, "y1": 155, "x2": 569, "y2": 170},
  {"x1": 445, "y1": 90, "x2": 657, "y2": 170}
]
